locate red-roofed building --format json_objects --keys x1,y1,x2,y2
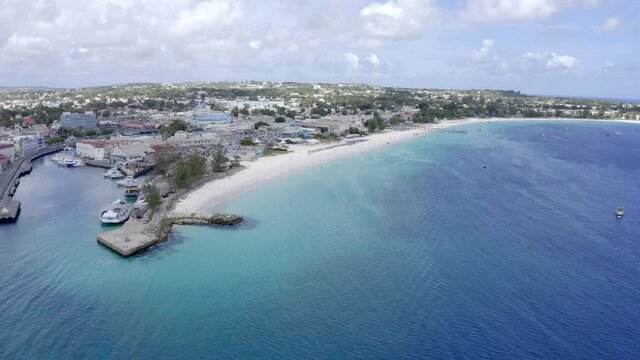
[
  {"x1": 0, "y1": 142, "x2": 15, "y2": 161},
  {"x1": 22, "y1": 117, "x2": 35, "y2": 127}
]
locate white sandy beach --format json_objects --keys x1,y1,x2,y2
[{"x1": 173, "y1": 117, "x2": 638, "y2": 213}]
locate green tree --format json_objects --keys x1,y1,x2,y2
[
  {"x1": 253, "y1": 121, "x2": 269, "y2": 130},
  {"x1": 171, "y1": 154, "x2": 207, "y2": 189},
  {"x1": 240, "y1": 138, "x2": 256, "y2": 146},
  {"x1": 144, "y1": 184, "x2": 162, "y2": 214},
  {"x1": 275, "y1": 116, "x2": 286, "y2": 123},
  {"x1": 389, "y1": 114, "x2": 402, "y2": 126},
  {"x1": 211, "y1": 147, "x2": 229, "y2": 173}
]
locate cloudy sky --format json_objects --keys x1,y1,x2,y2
[{"x1": 1, "y1": 0, "x2": 639, "y2": 98}]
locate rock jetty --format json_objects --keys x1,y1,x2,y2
[{"x1": 97, "y1": 212, "x2": 244, "y2": 257}]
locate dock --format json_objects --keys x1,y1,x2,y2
[
  {"x1": 97, "y1": 219, "x2": 156, "y2": 256},
  {"x1": 97, "y1": 212, "x2": 244, "y2": 256}
]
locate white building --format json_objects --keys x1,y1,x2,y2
[
  {"x1": 76, "y1": 140, "x2": 130, "y2": 161},
  {"x1": 110, "y1": 142, "x2": 155, "y2": 163},
  {"x1": 166, "y1": 131, "x2": 219, "y2": 148}
]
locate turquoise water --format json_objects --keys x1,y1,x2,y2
[{"x1": 1, "y1": 121, "x2": 639, "y2": 358}]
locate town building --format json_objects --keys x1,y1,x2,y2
[
  {"x1": 76, "y1": 140, "x2": 130, "y2": 161},
  {"x1": 166, "y1": 131, "x2": 219, "y2": 148},
  {"x1": 60, "y1": 112, "x2": 98, "y2": 130},
  {"x1": 110, "y1": 142, "x2": 155, "y2": 163},
  {"x1": 0, "y1": 142, "x2": 16, "y2": 161}
]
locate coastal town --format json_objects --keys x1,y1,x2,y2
[{"x1": 1, "y1": 82, "x2": 639, "y2": 254}]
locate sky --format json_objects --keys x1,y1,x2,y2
[{"x1": 0, "y1": 0, "x2": 639, "y2": 99}]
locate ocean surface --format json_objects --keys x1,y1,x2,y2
[{"x1": 1, "y1": 121, "x2": 639, "y2": 359}]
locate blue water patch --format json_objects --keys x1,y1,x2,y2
[{"x1": 0, "y1": 121, "x2": 639, "y2": 359}]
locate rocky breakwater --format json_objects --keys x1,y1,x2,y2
[
  {"x1": 156, "y1": 212, "x2": 244, "y2": 241},
  {"x1": 98, "y1": 212, "x2": 244, "y2": 257}
]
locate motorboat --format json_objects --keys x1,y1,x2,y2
[
  {"x1": 116, "y1": 176, "x2": 139, "y2": 187},
  {"x1": 64, "y1": 158, "x2": 86, "y2": 168},
  {"x1": 104, "y1": 168, "x2": 125, "y2": 179},
  {"x1": 616, "y1": 207, "x2": 624, "y2": 218},
  {"x1": 100, "y1": 199, "x2": 132, "y2": 224},
  {"x1": 124, "y1": 185, "x2": 142, "y2": 198}
]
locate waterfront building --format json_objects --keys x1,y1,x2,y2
[
  {"x1": 0, "y1": 142, "x2": 15, "y2": 161},
  {"x1": 76, "y1": 140, "x2": 131, "y2": 161},
  {"x1": 166, "y1": 131, "x2": 219, "y2": 148},
  {"x1": 110, "y1": 142, "x2": 155, "y2": 163},
  {"x1": 60, "y1": 112, "x2": 98, "y2": 131}
]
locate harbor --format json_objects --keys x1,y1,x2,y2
[{"x1": 0, "y1": 144, "x2": 66, "y2": 222}]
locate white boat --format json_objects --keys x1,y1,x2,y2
[
  {"x1": 104, "y1": 168, "x2": 125, "y2": 179},
  {"x1": 615, "y1": 207, "x2": 624, "y2": 218},
  {"x1": 116, "y1": 176, "x2": 139, "y2": 187},
  {"x1": 100, "y1": 199, "x2": 132, "y2": 224},
  {"x1": 64, "y1": 158, "x2": 86, "y2": 168}
]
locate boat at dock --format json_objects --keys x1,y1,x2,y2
[
  {"x1": 124, "y1": 185, "x2": 142, "y2": 198},
  {"x1": 104, "y1": 168, "x2": 125, "y2": 179},
  {"x1": 116, "y1": 176, "x2": 139, "y2": 187},
  {"x1": 64, "y1": 158, "x2": 86, "y2": 168},
  {"x1": 100, "y1": 199, "x2": 132, "y2": 224}
]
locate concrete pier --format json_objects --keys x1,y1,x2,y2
[
  {"x1": 0, "y1": 199, "x2": 20, "y2": 223},
  {"x1": 97, "y1": 212, "x2": 244, "y2": 256},
  {"x1": 97, "y1": 219, "x2": 157, "y2": 256}
]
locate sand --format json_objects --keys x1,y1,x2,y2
[{"x1": 173, "y1": 117, "x2": 638, "y2": 213}]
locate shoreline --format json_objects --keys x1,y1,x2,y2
[{"x1": 173, "y1": 117, "x2": 639, "y2": 213}]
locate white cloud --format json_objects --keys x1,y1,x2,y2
[
  {"x1": 360, "y1": 0, "x2": 439, "y2": 40},
  {"x1": 365, "y1": 53, "x2": 381, "y2": 67},
  {"x1": 344, "y1": 52, "x2": 360, "y2": 71},
  {"x1": 169, "y1": 0, "x2": 243, "y2": 37},
  {"x1": 461, "y1": 0, "x2": 579, "y2": 22},
  {"x1": 604, "y1": 59, "x2": 615, "y2": 71},
  {"x1": 601, "y1": 17, "x2": 621, "y2": 32},
  {"x1": 472, "y1": 39, "x2": 495, "y2": 61},
  {"x1": 522, "y1": 51, "x2": 579, "y2": 73}
]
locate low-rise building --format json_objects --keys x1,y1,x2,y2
[
  {"x1": 166, "y1": 131, "x2": 219, "y2": 148},
  {"x1": 0, "y1": 142, "x2": 15, "y2": 161},
  {"x1": 110, "y1": 142, "x2": 155, "y2": 163},
  {"x1": 76, "y1": 139, "x2": 130, "y2": 161}
]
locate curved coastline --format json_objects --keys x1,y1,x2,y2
[{"x1": 173, "y1": 117, "x2": 639, "y2": 213}]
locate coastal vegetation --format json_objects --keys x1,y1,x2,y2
[
  {"x1": 143, "y1": 184, "x2": 162, "y2": 215},
  {"x1": 253, "y1": 121, "x2": 269, "y2": 129},
  {"x1": 171, "y1": 154, "x2": 207, "y2": 189},
  {"x1": 159, "y1": 120, "x2": 188, "y2": 138},
  {"x1": 240, "y1": 138, "x2": 256, "y2": 146},
  {"x1": 364, "y1": 112, "x2": 387, "y2": 133},
  {"x1": 211, "y1": 148, "x2": 229, "y2": 173}
]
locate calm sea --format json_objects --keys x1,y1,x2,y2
[{"x1": 1, "y1": 121, "x2": 639, "y2": 359}]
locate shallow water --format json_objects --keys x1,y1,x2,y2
[{"x1": 1, "y1": 121, "x2": 639, "y2": 359}]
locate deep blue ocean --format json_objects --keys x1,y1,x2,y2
[{"x1": 1, "y1": 121, "x2": 639, "y2": 359}]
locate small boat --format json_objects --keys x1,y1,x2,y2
[
  {"x1": 116, "y1": 176, "x2": 139, "y2": 187},
  {"x1": 124, "y1": 185, "x2": 142, "y2": 198},
  {"x1": 615, "y1": 207, "x2": 624, "y2": 218},
  {"x1": 100, "y1": 199, "x2": 132, "y2": 224},
  {"x1": 64, "y1": 158, "x2": 86, "y2": 168},
  {"x1": 104, "y1": 168, "x2": 125, "y2": 179}
]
